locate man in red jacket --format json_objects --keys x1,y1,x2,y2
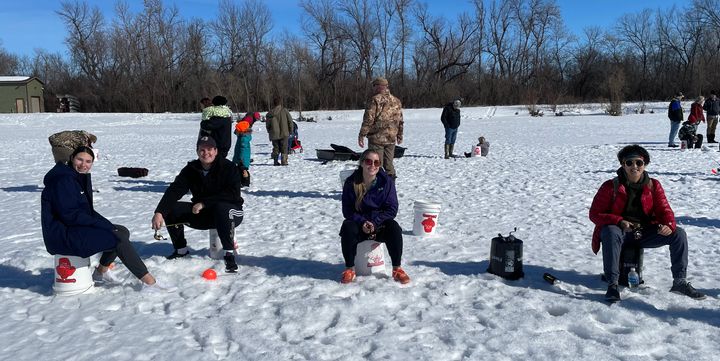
[{"x1": 589, "y1": 145, "x2": 705, "y2": 302}]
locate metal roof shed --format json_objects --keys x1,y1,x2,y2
[{"x1": 0, "y1": 76, "x2": 45, "y2": 113}]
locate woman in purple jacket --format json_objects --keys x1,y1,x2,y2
[{"x1": 339, "y1": 149, "x2": 410, "y2": 284}]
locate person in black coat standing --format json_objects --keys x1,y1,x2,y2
[
  {"x1": 441, "y1": 99, "x2": 461, "y2": 158},
  {"x1": 41, "y1": 146, "x2": 168, "y2": 291},
  {"x1": 151, "y1": 136, "x2": 244, "y2": 273}
]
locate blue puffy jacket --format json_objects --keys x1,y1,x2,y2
[
  {"x1": 41, "y1": 163, "x2": 118, "y2": 257},
  {"x1": 341, "y1": 169, "x2": 398, "y2": 227}
]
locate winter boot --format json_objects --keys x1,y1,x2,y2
[
  {"x1": 224, "y1": 252, "x2": 238, "y2": 273},
  {"x1": 281, "y1": 154, "x2": 288, "y2": 165},
  {"x1": 709, "y1": 134, "x2": 717, "y2": 143},
  {"x1": 444, "y1": 144, "x2": 450, "y2": 159},
  {"x1": 272, "y1": 150, "x2": 280, "y2": 166},
  {"x1": 448, "y1": 144, "x2": 455, "y2": 158}
]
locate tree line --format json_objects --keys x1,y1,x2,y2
[{"x1": 0, "y1": 0, "x2": 717, "y2": 113}]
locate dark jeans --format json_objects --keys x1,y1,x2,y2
[
  {"x1": 444, "y1": 127, "x2": 458, "y2": 145},
  {"x1": 368, "y1": 143, "x2": 397, "y2": 178},
  {"x1": 98, "y1": 225, "x2": 149, "y2": 280},
  {"x1": 165, "y1": 202, "x2": 243, "y2": 251},
  {"x1": 600, "y1": 225, "x2": 688, "y2": 284},
  {"x1": 340, "y1": 219, "x2": 403, "y2": 267}
]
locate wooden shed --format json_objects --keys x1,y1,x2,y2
[{"x1": 0, "y1": 76, "x2": 45, "y2": 113}]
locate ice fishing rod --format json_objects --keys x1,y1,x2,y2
[{"x1": 153, "y1": 222, "x2": 190, "y2": 240}]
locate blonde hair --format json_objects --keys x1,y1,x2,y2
[
  {"x1": 697, "y1": 96, "x2": 705, "y2": 103},
  {"x1": 353, "y1": 149, "x2": 380, "y2": 211}
]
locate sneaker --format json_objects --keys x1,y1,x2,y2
[
  {"x1": 340, "y1": 269, "x2": 356, "y2": 284},
  {"x1": 605, "y1": 283, "x2": 621, "y2": 302},
  {"x1": 92, "y1": 267, "x2": 123, "y2": 284},
  {"x1": 392, "y1": 267, "x2": 411, "y2": 284},
  {"x1": 670, "y1": 281, "x2": 706, "y2": 300},
  {"x1": 166, "y1": 249, "x2": 190, "y2": 260},
  {"x1": 224, "y1": 253, "x2": 238, "y2": 273},
  {"x1": 141, "y1": 281, "x2": 177, "y2": 293}
]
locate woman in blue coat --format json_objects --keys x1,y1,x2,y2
[
  {"x1": 41, "y1": 146, "x2": 167, "y2": 291},
  {"x1": 339, "y1": 149, "x2": 410, "y2": 284}
]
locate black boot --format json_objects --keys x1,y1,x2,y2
[{"x1": 709, "y1": 134, "x2": 717, "y2": 143}]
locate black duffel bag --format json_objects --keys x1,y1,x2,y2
[{"x1": 117, "y1": 167, "x2": 149, "y2": 178}]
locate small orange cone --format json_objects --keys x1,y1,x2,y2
[{"x1": 202, "y1": 268, "x2": 217, "y2": 280}]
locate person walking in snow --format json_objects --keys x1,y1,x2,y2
[
  {"x1": 41, "y1": 146, "x2": 170, "y2": 292},
  {"x1": 589, "y1": 145, "x2": 706, "y2": 302},
  {"x1": 358, "y1": 77, "x2": 404, "y2": 180},
  {"x1": 703, "y1": 91, "x2": 720, "y2": 143},
  {"x1": 667, "y1": 92, "x2": 684, "y2": 147},
  {"x1": 200, "y1": 95, "x2": 233, "y2": 159},
  {"x1": 339, "y1": 149, "x2": 410, "y2": 285},
  {"x1": 441, "y1": 99, "x2": 461, "y2": 159},
  {"x1": 266, "y1": 98, "x2": 294, "y2": 166}
]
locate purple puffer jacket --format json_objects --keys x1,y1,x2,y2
[{"x1": 341, "y1": 169, "x2": 398, "y2": 226}]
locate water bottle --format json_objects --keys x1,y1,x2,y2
[{"x1": 627, "y1": 267, "x2": 640, "y2": 288}]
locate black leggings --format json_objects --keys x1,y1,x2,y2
[
  {"x1": 98, "y1": 225, "x2": 149, "y2": 280},
  {"x1": 340, "y1": 219, "x2": 403, "y2": 267}
]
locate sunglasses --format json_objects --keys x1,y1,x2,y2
[
  {"x1": 363, "y1": 159, "x2": 381, "y2": 167},
  {"x1": 624, "y1": 159, "x2": 645, "y2": 167}
]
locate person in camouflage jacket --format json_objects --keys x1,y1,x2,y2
[
  {"x1": 266, "y1": 99, "x2": 294, "y2": 166},
  {"x1": 48, "y1": 130, "x2": 97, "y2": 163},
  {"x1": 358, "y1": 77, "x2": 404, "y2": 179}
]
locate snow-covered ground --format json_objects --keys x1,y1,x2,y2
[{"x1": 0, "y1": 102, "x2": 718, "y2": 360}]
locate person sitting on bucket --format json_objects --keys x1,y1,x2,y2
[
  {"x1": 41, "y1": 146, "x2": 171, "y2": 292},
  {"x1": 339, "y1": 149, "x2": 410, "y2": 284},
  {"x1": 151, "y1": 136, "x2": 244, "y2": 273},
  {"x1": 589, "y1": 144, "x2": 706, "y2": 302}
]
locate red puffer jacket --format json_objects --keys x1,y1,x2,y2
[
  {"x1": 588, "y1": 177, "x2": 676, "y2": 254},
  {"x1": 688, "y1": 102, "x2": 705, "y2": 123}
]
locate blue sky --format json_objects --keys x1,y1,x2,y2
[{"x1": 0, "y1": 0, "x2": 686, "y2": 59}]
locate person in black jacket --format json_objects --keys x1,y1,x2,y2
[
  {"x1": 151, "y1": 136, "x2": 244, "y2": 272},
  {"x1": 703, "y1": 91, "x2": 720, "y2": 143},
  {"x1": 199, "y1": 95, "x2": 233, "y2": 159},
  {"x1": 441, "y1": 99, "x2": 461, "y2": 158},
  {"x1": 42, "y1": 146, "x2": 170, "y2": 292},
  {"x1": 667, "y1": 92, "x2": 684, "y2": 147}
]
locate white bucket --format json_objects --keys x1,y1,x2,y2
[
  {"x1": 472, "y1": 145, "x2": 482, "y2": 157},
  {"x1": 412, "y1": 200, "x2": 442, "y2": 236},
  {"x1": 339, "y1": 168, "x2": 356, "y2": 187},
  {"x1": 354, "y1": 240, "x2": 388, "y2": 276},
  {"x1": 208, "y1": 229, "x2": 238, "y2": 259},
  {"x1": 53, "y1": 255, "x2": 95, "y2": 296}
]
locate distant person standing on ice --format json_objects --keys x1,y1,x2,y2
[
  {"x1": 200, "y1": 95, "x2": 233, "y2": 159},
  {"x1": 339, "y1": 149, "x2": 410, "y2": 285},
  {"x1": 151, "y1": 136, "x2": 244, "y2": 273},
  {"x1": 233, "y1": 112, "x2": 260, "y2": 187},
  {"x1": 41, "y1": 146, "x2": 171, "y2": 292},
  {"x1": 358, "y1": 77, "x2": 404, "y2": 180},
  {"x1": 703, "y1": 91, "x2": 719, "y2": 143},
  {"x1": 266, "y1": 98, "x2": 294, "y2": 166},
  {"x1": 667, "y1": 92, "x2": 684, "y2": 147},
  {"x1": 589, "y1": 145, "x2": 705, "y2": 302},
  {"x1": 441, "y1": 99, "x2": 461, "y2": 159}
]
